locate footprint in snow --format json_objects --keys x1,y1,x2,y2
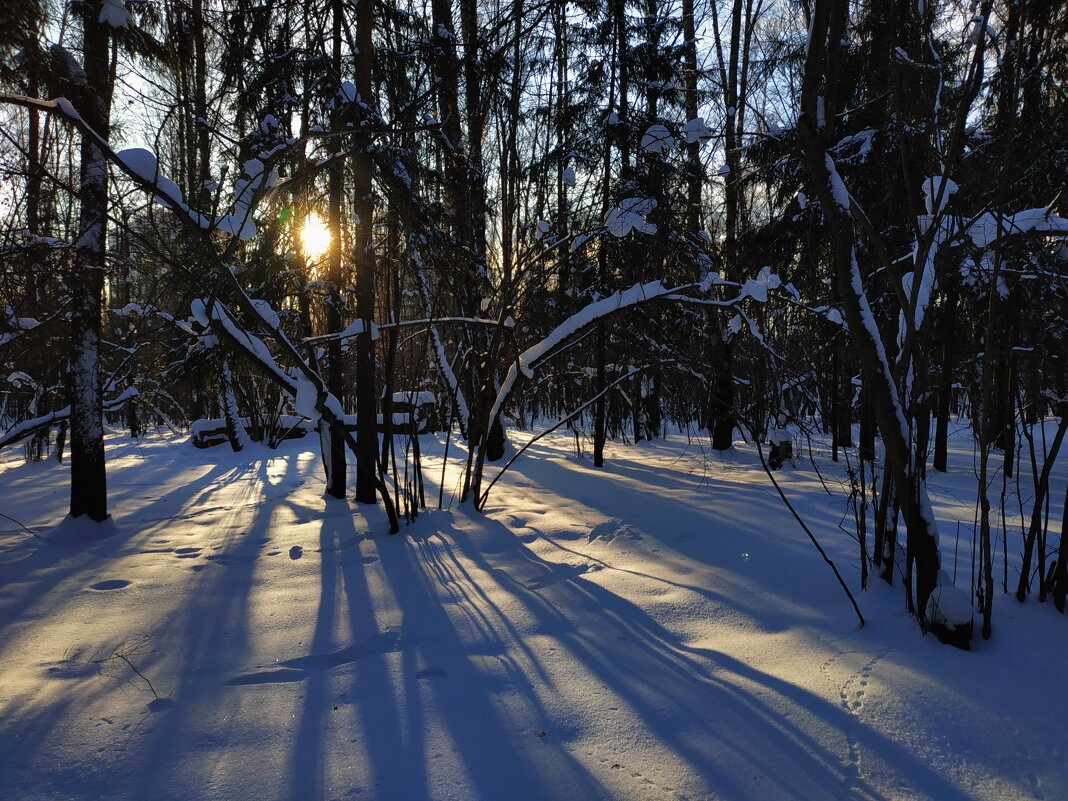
[
  {"x1": 587, "y1": 519, "x2": 642, "y2": 544},
  {"x1": 526, "y1": 563, "x2": 592, "y2": 589},
  {"x1": 415, "y1": 667, "x2": 448, "y2": 679},
  {"x1": 91, "y1": 579, "x2": 130, "y2": 591},
  {"x1": 289, "y1": 546, "x2": 303, "y2": 560}
]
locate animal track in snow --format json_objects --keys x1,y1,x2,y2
[
  {"x1": 831, "y1": 650, "x2": 889, "y2": 800},
  {"x1": 582, "y1": 748, "x2": 689, "y2": 799},
  {"x1": 91, "y1": 579, "x2": 130, "y2": 591}
]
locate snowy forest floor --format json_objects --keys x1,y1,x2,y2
[{"x1": 0, "y1": 423, "x2": 1065, "y2": 801}]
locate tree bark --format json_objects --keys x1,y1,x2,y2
[
  {"x1": 798, "y1": 0, "x2": 945, "y2": 633},
  {"x1": 322, "y1": 0, "x2": 348, "y2": 499},
  {"x1": 69, "y1": 0, "x2": 113, "y2": 522},
  {"x1": 352, "y1": 0, "x2": 378, "y2": 504}
]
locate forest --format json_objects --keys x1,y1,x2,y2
[{"x1": 0, "y1": 0, "x2": 1067, "y2": 797}]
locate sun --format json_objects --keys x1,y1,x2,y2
[{"x1": 299, "y1": 212, "x2": 331, "y2": 263}]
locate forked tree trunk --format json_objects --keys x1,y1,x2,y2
[{"x1": 798, "y1": 0, "x2": 946, "y2": 637}]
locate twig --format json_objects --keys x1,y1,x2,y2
[
  {"x1": 753, "y1": 437, "x2": 865, "y2": 627},
  {"x1": 477, "y1": 363, "x2": 669, "y2": 509},
  {"x1": 0, "y1": 512, "x2": 40, "y2": 538},
  {"x1": 92, "y1": 640, "x2": 160, "y2": 699}
]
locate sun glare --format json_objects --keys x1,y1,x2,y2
[{"x1": 300, "y1": 213, "x2": 331, "y2": 262}]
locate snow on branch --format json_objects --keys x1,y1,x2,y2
[
  {"x1": 0, "y1": 94, "x2": 278, "y2": 247},
  {"x1": 416, "y1": 261, "x2": 471, "y2": 437},
  {"x1": 301, "y1": 316, "x2": 504, "y2": 346},
  {"x1": 1, "y1": 308, "x2": 41, "y2": 346},
  {"x1": 640, "y1": 124, "x2": 677, "y2": 154},
  {"x1": 606, "y1": 197, "x2": 657, "y2": 237},
  {"x1": 0, "y1": 388, "x2": 138, "y2": 450},
  {"x1": 486, "y1": 280, "x2": 698, "y2": 427},
  {"x1": 965, "y1": 207, "x2": 1068, "y2": 248}
]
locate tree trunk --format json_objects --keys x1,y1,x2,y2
[
  {"x1": 69, "y1": 0, "x2": 113, "y2": 522},
  {"x1": 1052, "y1": 481, "x2": 1068, "y2": 613},
  {"x1": 798, "y1": 0, "x2": 945, "y2": 635},
  {"x1": 1016, "y1": 412, "x2": 1068, "y2": 602},
  {"x1": 322, "y1": 0, "x2": 348, "y2": 499},
  {"x1": 352, "y1": 0, "x2": 378, "y2": 504}
]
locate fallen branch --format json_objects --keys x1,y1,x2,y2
[
  {"x1": 751, "y1": 433, "x2": 865, "y2": 627},
  {"x1": 0, "y1": 512, "x2": 40, "y2": 538}
]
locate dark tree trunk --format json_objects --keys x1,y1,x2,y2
[
  {"x1": 352, "y1": 0, "x2": 379, "y2": 504},
  {"x1": 1016, "y1": 412, "x2": 1068, "y2": 602},
  {"x1": 708, "y1": 329, "x2": 734, "y2": 450},
  {"x1": 322, "y1": 0, "x2": 348, "y2": 500},
  {"x1": 1052, "y1": 481, "x2": 1068, "y2": 613},
  {"x1": 798, "y1": 0, "x2": 945, "y2": 635},
  {"x1": 69, "y1": 0, "x2": 112, "y2": 522},
  {"x1": 933, "y1": 329, "x2": 953, "y2": 472}
]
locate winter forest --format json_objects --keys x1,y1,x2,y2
[{"x1": 1, "y1": 0, "x2": 1067, "y2": 799}]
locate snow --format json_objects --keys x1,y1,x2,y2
[
  {"x1": 966, "y1": 207, "x2": 1068, "y2": 248},
  {"x1": 0, "y1": 424, "x2": 1065, "y2": 801},
  {"x1": 921, "y1": 175, "x2": 958, "y2": 214},
  {"x1": 391, "y1": 391, "x2": 436, "y2": 406},
  {"x1": 926, "y1": 572, "x2": 972, "y2": 628},
  {"x1": 99, "y1": 0, "x2": 131, "y2": 29},
  {"x1": 563, "y1": 167, "x2": 576, "y2": 187},
  {"x1": 681, "y1": 117, "x2": 713, "y2": 144},
  {"x1": 393, "y1": 161, "x2": 412, "y2": 187},
  {"x1": 250, "y1": 298, "x2": 280, "y2": 331},
  {"x1": 0, "y1": 309, "x2": 40, "y2": 346},
  {"x1": 640, "y1": 124, "x2": 677, "y2": 154},
  {"x1": 849, "y1": 246, "x2": 911, "y2": 444},
  {"x1": 606, "y1": 198, "x2": 657, "y2": 237},
  {"x1": 338, "y1": 81, "x2": 358, "y2": 104},
  {"x1": 824, "y1": 153, "x2": 851, "y2": 211},
  {"x1": 294, "y1": 370, "x2": 321, "y2": 421},
  {"x1": 833, "y1": 129, "x2": 875, "y2": 164},
  {"x1": 116, "y1": 148, "x2": 188, "y2": 209},
  {"x1": 740, "y1": 267, "x2": 782, "y2": 303},
  {"x1": 114, "y1": 147, "x2": 268, "y2": 244}
]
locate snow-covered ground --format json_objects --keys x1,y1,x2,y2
[{"x1": 0, "y1": 424, "x2": 1065, "y2": 801}]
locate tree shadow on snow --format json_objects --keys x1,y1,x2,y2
[
  {"x1": 283, "y1": 504, "x2": 613, "y2": 801},
  {"x1": 363, "y1": 508, "x2": 976, "y2": 801}
]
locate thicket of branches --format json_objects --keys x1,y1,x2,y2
[{"x1": 1, "y1": 0, "x2": 1066, "y2": 646}]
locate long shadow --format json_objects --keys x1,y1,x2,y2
[
  {"x1": 109, "y1": 453, "x2": 318, "y2": 799},
  {"x1": 0, "y1": 457, "x2": 251, "y2": 647},
  {"x1": 412, "y1": 508, "x2": 975, "y2": 801},
  {"x1": 492, "y1": 440, "x2": 864, "y2": 627},
  {"x1": 283, "y1": 501, "x2": 341, "y2": 801},
  {"x1": 0, "y1": 453, "x2": 298, "y2": 799},
  {"x1": 360, "y1": 519, "x2": 615, "y2": 800},
  {"x1": 284, "y1": 500, "x2": 404, "y2": 801}
]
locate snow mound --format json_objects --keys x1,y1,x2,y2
[{"x1": 588, "y1": 519, "x2": 643, "y2": 544}]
